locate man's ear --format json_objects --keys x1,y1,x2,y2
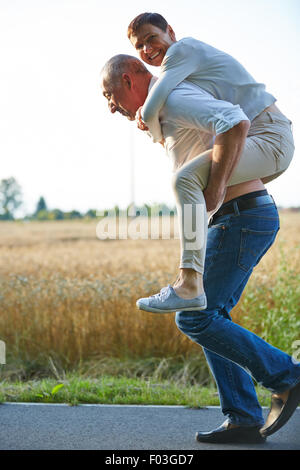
[
  {"x1": 122, "y1": 73, "x2": 131, "y2": 90},
  {"x1": 167, "y1": 25, "x2": 176, "y2": 41}
]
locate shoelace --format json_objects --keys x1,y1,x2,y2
[{"x1": 150, "y1": 285, "x2": 171, "y2": 301}]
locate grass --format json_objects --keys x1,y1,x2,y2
[
  {"x1": 0, "y1": 212, "x2": 299, "y2": 404},
  {"x1": 0, "y1": 372, "x2": 272, "y2": 408},
  {"x1": 0, "y1": 374, "x2": 218, "y2": 407}
]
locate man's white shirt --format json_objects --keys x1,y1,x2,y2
[
  {"x1": 148, "y1": 77, "x2": 249, "y2": 171},
  {"x1": 143, "y1": 37, "x2": 275, "y2": 142}
]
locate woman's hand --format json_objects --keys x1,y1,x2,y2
[{"x1": 135, "y1": 107, "x2": 149, "y2": 131}]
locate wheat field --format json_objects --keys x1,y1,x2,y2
[{"x1": 0, "y1": 212, "x2": 299, "y2": 377}]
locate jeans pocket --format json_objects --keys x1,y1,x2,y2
[
  {"x1": 205, "y1": 219, "x2": 230, "y2": 273},
  {"x1": 238, "y1": 228, "x2": 278, "y2": 272}
]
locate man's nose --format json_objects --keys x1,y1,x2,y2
[
  {"x1": 143, "y1": 43, "x2": 153, "y2": 54},
  {"x1": 109, "y1": 102, "x2": 117, "y2": 113}
]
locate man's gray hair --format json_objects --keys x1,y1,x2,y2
[{"x1": 101, "y1": 54, "x2": 149, "y2": 89}]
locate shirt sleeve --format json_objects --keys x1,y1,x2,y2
[
  {"x1": 163, "y1": 85, "x2": 249, "y2": 136},
  {"x1": 141, "y1": 40, "x2": 200, "y2": 143}
]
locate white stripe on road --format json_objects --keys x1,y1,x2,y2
[{"x1": 0, "y1": 402, "x2": 270, "y2": 408}]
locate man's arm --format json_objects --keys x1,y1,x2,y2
[
  {"x1": 161, "y1": 83, "x2": 251, "y2": 203},
  {"x1": 141, "y1": 41, "x2": 200, "y2": 143},
  {"x1": 204, "y1": 120, "x2": 250, "y2": 211}
]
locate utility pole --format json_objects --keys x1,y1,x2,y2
[{"x1": 129, "y1": 124, "x2": 136, "y2": 216}]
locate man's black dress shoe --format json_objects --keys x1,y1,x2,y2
[
  {"x1": 260, "y1": 380, "x2": 300, "y2": 438},
  {"x1": 195, "y1": 421, "x2": 266, "y2": 444}
]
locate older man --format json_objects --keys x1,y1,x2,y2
[{"x1": 100, "y1": 55, "x2": 300, "y2": 444}]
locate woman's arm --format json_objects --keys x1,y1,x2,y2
[{"x1": 141, "y1": 40, "x2": 199, "y2": 142}]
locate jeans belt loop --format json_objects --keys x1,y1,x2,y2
[{"x1": 233, "y1": 201, "x2": 240, "y2": 216}]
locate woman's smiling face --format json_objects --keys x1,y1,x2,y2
[{"x1": 129, "y1": 23, "x2": 176, "y2": 67}]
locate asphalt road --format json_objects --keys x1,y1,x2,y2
[{"x1": 0, "y1": 403, "x2": 299, "y2": 451}]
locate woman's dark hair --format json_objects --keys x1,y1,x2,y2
[{"x1": 127, "y1": 12, "x2": 168, "y2": 39}]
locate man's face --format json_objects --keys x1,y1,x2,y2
[
  {"x1": 130, "y1": 24, "x2": 175, "y2": 67},
  {"x1": 101, "y1": 75, "x2": 137, "y2": 121}
]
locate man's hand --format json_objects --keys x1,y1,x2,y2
[
  {"x1": 203, "y1": 186, "x2": 226, "y2": 212},
  {"x1": 136, "y1": 107, "x2": 165, "y2": 146},
  {"x1": 135, "y1": 107, "x2": 149, "y2": 131}
]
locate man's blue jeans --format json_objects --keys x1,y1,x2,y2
[{"x1": 175, "y1": 201, "x2": 300, "y2": 427}]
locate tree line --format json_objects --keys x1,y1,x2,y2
[{"x1": 0, "y1": 177, "x2": 177, "y2": 221}]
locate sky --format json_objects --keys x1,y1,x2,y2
[{"x1": 0, "y1": 0, "x2": 300, "y2": 216}]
